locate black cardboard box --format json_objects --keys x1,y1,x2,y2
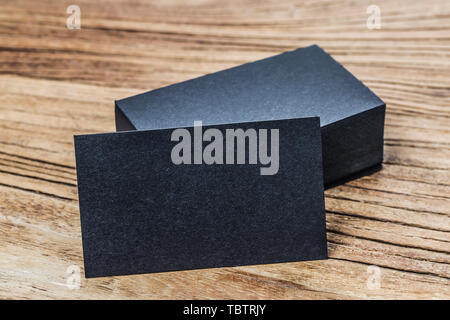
[
  {"x1": 115, "y1": 45, "x2": 385, "y2": 187},
  {"x1": 74, "y1": 117, "x2": 327, "y2": 277}
]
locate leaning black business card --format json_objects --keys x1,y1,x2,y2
[{"x1": 74, "y1": 117, "x2": 327, "y2": 278}]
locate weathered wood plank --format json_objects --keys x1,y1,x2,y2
[{"x1": 0, "y1": 0, "x2": 449, "y2": 299}]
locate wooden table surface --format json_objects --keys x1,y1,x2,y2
[{"x1": 0, "y1": 0, "x2": 449, "y2": 299}]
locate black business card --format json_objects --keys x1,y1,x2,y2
[{"x1": 74, "y1": 117, "x2": 327, "y2": 278}]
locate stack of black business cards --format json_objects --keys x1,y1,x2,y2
[
  {"x1": 115, "y1": 45, "x2": 385, "y2": 187},
  {"x1": 74, "y1": 45, "x2": 385, "y2": 278}
]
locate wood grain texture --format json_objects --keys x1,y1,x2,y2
[{"x1": 0, "y1": 0, "x2": 449, "y2": 299}]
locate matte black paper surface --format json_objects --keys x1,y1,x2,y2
[
  {"x1": 115, "y1": 45, "x2": 385, "y2": 187},
  {"x1": 74, "y1": 117, "x2": 327, "y2": 278}
]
